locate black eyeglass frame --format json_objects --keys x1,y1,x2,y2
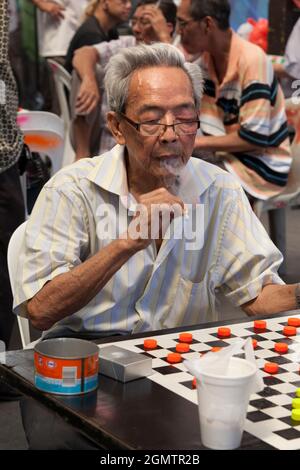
[
  {"x1": 176, "y1": 15, "x2": 207, "y2": 30},
  {"x1": 118, "y1": 112, "x2": 200, "y2": 136}
]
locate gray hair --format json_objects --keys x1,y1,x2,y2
[{"x1": 104, "y1": 43, "x2": 203, "y2": 113}]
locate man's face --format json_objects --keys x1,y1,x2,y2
[
  {"x1": 106, "y1": 0, "x2": 132, "y2": 23},
  {"x1": 118, "y1": 66, "x2": 198, "y2": 182},
  {"x1": 131, "y1": 5, "x2": 158, "y2": 43},
  {"x1": 177, "y1": 0, "x2": 209, "y2": 55}
]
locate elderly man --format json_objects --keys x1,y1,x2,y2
[
  {"x1": 14, "y1": 43, "x2": 300, "y2": 341},
  {"x1": 15, "y1": 42, "x2": 300, "y2": 450},
  {"x1": 177, "y1": 0, "x2": 292, "y2": 201},
  {"x1": 70, "y1": 0, "x2": 177, "y2": 159}
]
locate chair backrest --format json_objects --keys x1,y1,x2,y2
[
  {"x1": 276, "y1": 98, "x2": 300, "y2": 199},
  {"x1": 7, "y1": 221, "x2": 31, "y2": 348},
  {"x1": 17, "y1": 110, "x2": 65, "y2": 175},
  {"x1": 253, "y1": 98, "x2": 300, "y2": 215},
  {"x1": 47, "y1": 59, "x2": 72, "y2": 131}
]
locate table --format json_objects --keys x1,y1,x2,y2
[{"x1": 1, "y1": 312, "x2": 300, "y2": 450}]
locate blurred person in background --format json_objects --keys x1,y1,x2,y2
[
  {"x1": 30, "y1": 0, "x2": 88, "y2": 112},
  {"x1": 0, "y1": 0, "x2": 25, "y2": 398},
  {"x1": 65, "y1": 0, "x2": 132, "y2": 73},
  {"x1": 71, "y1": 0, "x2": 177, "y2": 159}
]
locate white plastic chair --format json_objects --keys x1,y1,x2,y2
[
  {"x1": 17, "y1": 110, "x2": 65, "y2": 218},
  {"x1": 47, "y1": 59, "x2": 72, "y2": 130},
  {"x1": 7, "y1": 221, "x2": 40, "y2": 349},
  {"x1": 252, "y1": 98, "x2": 300, "y2": 272},
  {"x1": 47, "y1": 58, "x2": 75, "y2": 166},
  {"x1": 17, "y1": 110, "x2": 65, "y2": 175}
]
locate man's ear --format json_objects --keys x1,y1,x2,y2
[
  {"x1": 107, "y1": 111, "x2": 126, "y2": 145},
  {"x1": 166, "y1": 22, "x2": 175, "y2": 37},
  {"x1": 204, "y1": 16, "x2": 216, "y2": 33}
]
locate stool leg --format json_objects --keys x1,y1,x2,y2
[{"x1": 268, "y1": 208, "x2": 286, "y2": 275}]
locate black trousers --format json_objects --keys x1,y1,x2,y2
[{"x1": 0, "y1": 162, "x2": 24, "y2": 347}]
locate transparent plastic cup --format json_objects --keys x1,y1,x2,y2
[{"x1": 196, "y1": 357, "x2": 256, "y2": 450}]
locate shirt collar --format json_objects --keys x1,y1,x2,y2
[
  {"x1": 87, "y1": 144, "x2": 129, "y2": 197},
  {"x1": 202, "y1": 30, "x2": 239, "y2": 86}
]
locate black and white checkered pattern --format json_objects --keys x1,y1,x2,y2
[{"x1": 99, "y1": 314, "x2": 300, "y2": 450}]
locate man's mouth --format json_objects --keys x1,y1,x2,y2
[{"x1": 157, "y1": 155, "x2": 181, "y2": 160}]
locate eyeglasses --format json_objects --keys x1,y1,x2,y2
[
  {"x1": 119, "y1": 113, "x2": 200, "y2": 136},
  {"x1": 176, "y1": 15, "x2": 207, "y2": 30},
  {"x1": 176, "y1": 17, "x2": 196, "y2": 30},
  {"x1": 129, "y1": 17, "x2": 151, "y2": 28}
]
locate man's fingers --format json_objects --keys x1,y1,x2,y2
[
  {"x1": 76, "y1": 99, "x2": 97, "y2": 115},
  {"x1": 84, "y1": 99, "x2": 98, "y2": 115}
]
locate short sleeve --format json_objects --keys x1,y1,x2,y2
[
  {"x1": 13, "y1": 185, "x2": 90, "y2": 317},
  {"x1": 238, "y1": 52, "x2": 275, "y2": 147},
  {"x1": 216, "y1": 186, "x2": 284, "y2": 306},
  {"x1": 93, "y1": 36, "x2": 136, "y2": 67}
]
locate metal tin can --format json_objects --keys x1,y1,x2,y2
[{"x1": 34, "y1": 338, "x2": 99, "y2": 395}]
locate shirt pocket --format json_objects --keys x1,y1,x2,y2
[{"x1": 162, "y1": 276, "x2": 215, "y2": 329}]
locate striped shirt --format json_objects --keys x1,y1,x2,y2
[
  {"x1": 199, "y1": 31, "x2": 292, "y2": 200},
  {"x1": 13, "y1": 144, "x2": 284, "y2": 338}
]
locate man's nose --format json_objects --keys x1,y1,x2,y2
[
  {"x1": 132, "y1": 23, "x2": 141, "y2": 34},
  {"x1": 159, "y1": 124, "x2": 178, "y2": 143}
]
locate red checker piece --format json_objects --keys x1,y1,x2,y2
[
  {"x1": 179, "y1": 333, "x2": 193, "y2": 343},
  {"x1": 264, "y1": 362, "x2": 279, "y2": 374},
  {"x1": 167, "y1": 353, "x2": 182, "y2": 364},
  {"x1": 252, "y1": 339, "x2": 258, "y2": 349},
  {"x1": 283, "y1": 326, "x2": 297, "y2": 337},
  {"x1": 211, "y1": 347, "x2": 222, "y2": 353},
  {"x1": 254, "y1": 320, "x2": 266, "y2": 330},
  {"x1": 144, "y1": 339, "x2": 157, "y2": 350},
  {"x1": 176, "y1": 343, "x2": 190, "y2": 353},
  {"x1": 275, "y1": 342, "x2": 288, "y2": 354},
  {"x1": 217, "y1": 327, "x2": 231, "y2": 338},
  {"x1": 288, "y1": 317, "x2": 300, "y2": 327},
  {"x1": 192, "y1": 377, "x2": 197, "y2": 389}
]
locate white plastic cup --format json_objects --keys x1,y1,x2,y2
[{"x1": 196, "y1": 357, "x2": 256, "y2": 450}]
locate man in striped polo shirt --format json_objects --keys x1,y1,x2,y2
[{"x1": 177, "y1": 0, "x2": 292, "y2": 200}]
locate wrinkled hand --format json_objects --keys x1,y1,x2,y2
[
  {"x1": 124, "y1": 188, "x2": 185, "y2": 251},
  {"x1": 75, "y1": 77, "x2": 100, "y2": 115},
  {"x1": 141, "y1": 5, "x2": 172, "y2": 43},
  {"x1": 41, "y1": 1, "x2": 65, "y2": 20}
]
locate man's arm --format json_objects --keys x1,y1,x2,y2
[
  {"x1": 242, "y1": 283, "x2": 299, "y2": 316},
  {"x1": 30, "y1": 0, "x2": 65, "y2": 19},
  {"x1": 27, "y1": 237, "x2": 139, "y2": 330},
  {"x1": 72, "y1": 46, "x2": 99, "y2": 81},
  {"x1": 273, "y1": 62, "x2": 292, "y2": 80},
  {"x1": 72, "y1": 37, "x2": 135, "y2": 115},
  {"x1": 194, "y1": 131, "x2": 262, "y2": 155},
  {"x1": 72, "y1": 46, "x2": 100, "y2": 115},
  {"x1": 27, "y1": 187, "x2": 184, "y2": 331}
]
